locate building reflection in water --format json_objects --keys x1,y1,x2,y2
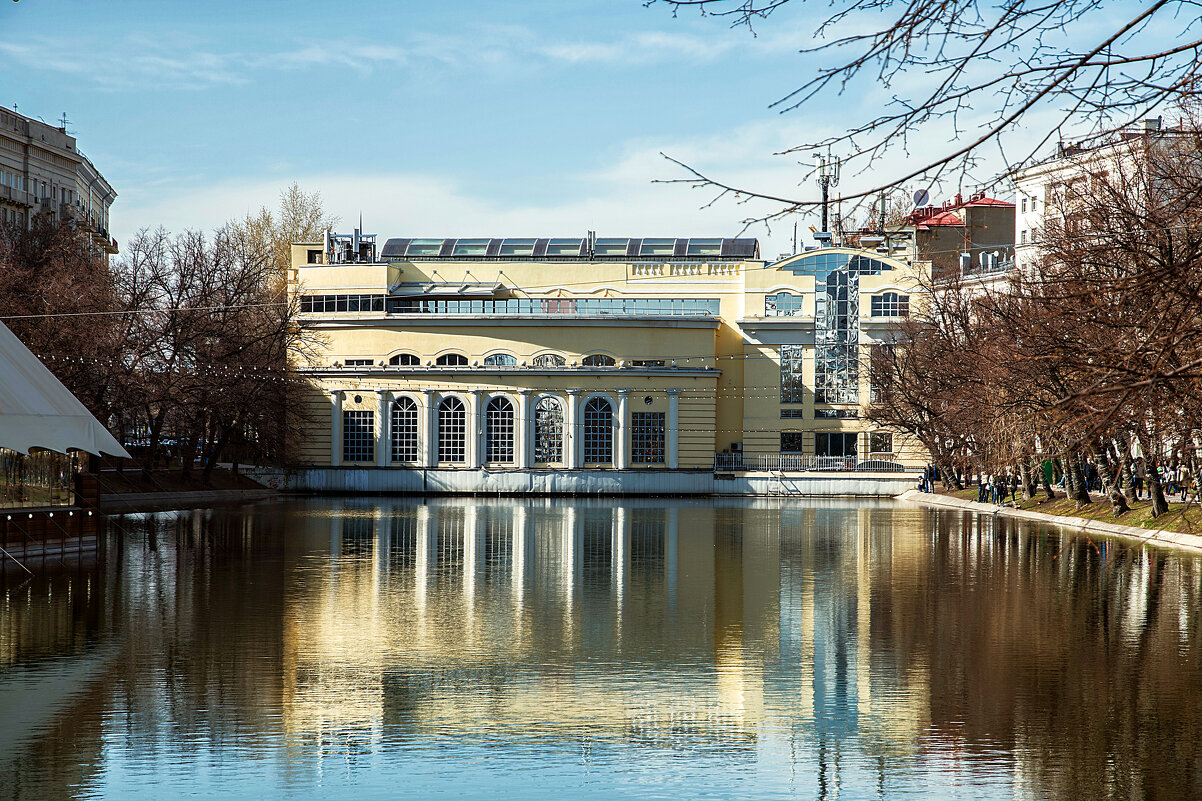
[
  {"x1": 281, "y1": 499, "x2": 940, "y2": 786},
  {"x1": 2, "y1": 498, "x2": 1202, "y2": 800}
]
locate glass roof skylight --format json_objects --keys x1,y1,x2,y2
[
  {"x1": 405, "y1": 239, "x2": 444, "y2": 257},
  {"x1": 498, "y1": 238, "x2": 536, "y2": 256},
  {"x1": 545, "y1": 238, "x2": 584, "y2": 256},
  {"x1": 686, "y1": 238, "x2": 722, "y2": 256},
  {"x1": 639, "y1": 238, "x2": 676, "y2": 257},
  {"x1": 452, "y1": 238, "x2": 490, "y2": 256},
  {"x1": 593, "y1": 238, "x2": 629, "y2": 256}
]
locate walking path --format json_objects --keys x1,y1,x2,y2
[{"x1": 897, "y1": 489, "x2": 1202, "y2": 555}]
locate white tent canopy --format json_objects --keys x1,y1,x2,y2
[{"x1": 0, "y1": 321, "x2": 130, "y2": 459}]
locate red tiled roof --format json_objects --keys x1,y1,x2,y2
[{"x1": 916, "y1": 210, "x2": 964, "y2": 228}]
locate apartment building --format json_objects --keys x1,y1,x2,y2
[
  {"x1": 0, "y1": 107, "x2": 117, "y2": 254},
  {"x1": 1014, "y1": 117, "x2": 1180, "y2": 275},
  {"x1": 284, "y1": 231, "x2": 926, "y2": 491}
]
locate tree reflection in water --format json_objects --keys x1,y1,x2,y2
[{"x1": 0, "y1": 498, "x2": 1199, "y2": 801}]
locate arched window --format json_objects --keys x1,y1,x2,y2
[
  {"x1": 870, "y1": 293, "x2": 909, "y2": 317},
  {"x1": 582, "y1": 354, "x2": 616, "y2": 367},
  {"x1": 532, "y1": 353, "x2": 566, "y2": 368},
  {"x1": 389, "y1": 353, "x2": 420, "y2": 366},
  {"x1": 765, "y1": 292, "x2": 804, "y2": 317},
  {"x1": 435, "y1": 353, "x2": 469, "y2": 366},
  {"x1": 391, "y1": 396, "x2": 419, "y2": 462},
  {"x1": 583, "y1": 396, "x2": 614, "y2": 464},
  {"x1": 437, "y1": 397, "x2": 466, "y2": 463},
  {"x1": 534, "y1": 396, "x2": 564, "y2": 463},
  {"x1": 485, "y1": 396, "x2": 515, "y2": 463},
  {"x1": 483, "y1": 353, "x2": 517, "y2": 367}
]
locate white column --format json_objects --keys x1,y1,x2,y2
[
  {"x1": 565, "y1": 389, "x2": 581, "y2": 469},
  {"x1": 469, "y1": 389, "x2": 484, "y2": 468},
  {"x1": 330, "y1": 390, "x2": 343, "y2": 467},
  {"x1": 422, "y1": 389, "x2": 437, "y2": 467},
  {"x1": 616, "y1": 389, "x2": 631, "y2": 469},
  {"x1": 516, "y1": 390, "x2": 532, "y2": 469},
  {"x1": 666, "y1": 389, "x2": 681, "y2": 469},
  {"x1": 376, "y1": 389, "x2": 390, "y2": 467}
]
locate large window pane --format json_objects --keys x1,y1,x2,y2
[
  {"x1": 583, "y1": 397, "x2": 613, "y2": 464},
  {"x1": 534, "y1": 397, "x2": 564, "y2": 463},
  {"x1": 342, "y1": 410, "x2": 374, "y2": 462},
  {"x1": 486, "y1": 397, "x2": 515, "y2": 463},
  {"x1": 631, "y1": 412, "x2": 665, "y2": 464},
  {"x1": 391, "y1": 397, "x2": 419, "y2": 462},
  {"x1": 438, "y1": 397, "x2": 466, "y2": 463},
  {"x1": 780, "y1": 344, "x2": 805, "y2": 403}
]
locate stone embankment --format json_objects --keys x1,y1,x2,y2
[{"x1": 897, "y1": 489, "x2": 1202, "y2": 554}]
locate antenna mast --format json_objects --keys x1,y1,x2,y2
[{"x1": 815, "y1": 152, "x2": 841, "y2": 233}]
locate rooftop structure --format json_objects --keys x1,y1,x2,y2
[
  {"x1": 887, "y1": 191, "x2": 1015, "y2": 282},
  {"x1": 377, "y1": 236, "x2": 760, "y2": 262}
]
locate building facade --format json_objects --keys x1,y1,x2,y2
[
  {"x1": 286, "y1": 233, "x2": 926, "y2": 487},
  {"x1": 1014, "y1": 117, "x2": 1179, "y2": 275},
  {"x1": 0, "y1": 107, "x2": 117, "y2": 255},
  {"x1": 885, "y1": 192, "x2": 1015, "y2": 282}
]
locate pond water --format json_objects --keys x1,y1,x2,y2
[{"x1": 1, "y1": 497, "x2": 1200, "y2": 800}]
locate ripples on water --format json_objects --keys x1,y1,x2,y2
[{"x1": 0, "y1": 498, "x2": 1200, "y2": 800}]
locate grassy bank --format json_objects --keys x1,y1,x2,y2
[{"x1": 939, "y1": 487, "x2": 1202, "y2": 535}]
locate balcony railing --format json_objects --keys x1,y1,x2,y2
[{"x1": 713, "y1": 453, "x2": 915, "y2": 472}]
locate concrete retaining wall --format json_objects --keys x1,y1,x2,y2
[
  {"x1": 897, "y1": 489, "x2": 1202, "y2": 554},
  {"x1": 247, "y1": 466, "x2": 920, "y2": 497}
]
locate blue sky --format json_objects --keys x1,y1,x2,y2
[{"x1": 0, "y1": 0, "x2": 1116, "y2": 256}]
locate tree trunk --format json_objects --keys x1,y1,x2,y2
[
  {"x1": 1020, "y1": 459, "x2": 1038, "y2": 500},
  {"x1": 1135, "y1": 429, "x2": 1170, "y2": 517},
  {"x1": 1146, "y1": 459, "x2": 1170, "y2": 518},
  {"x1": 937, "y1": 459, "x2": 963, "y2": 490},
  {"x1": 1069, "y1": 452, "x2": 1092, "y2": 505},
  {"x1": 1040, "y1": 460, "x2": 1057, "y2": 500}
]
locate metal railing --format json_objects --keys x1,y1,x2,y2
[{"x1": 713, "y1": 453, "x2": 916, "y2": 473}]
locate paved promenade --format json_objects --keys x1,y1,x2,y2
[{"x1": 897, "y1": 489, "x2": 1202, "y2": 555}]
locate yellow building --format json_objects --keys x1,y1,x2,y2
[{"x1": 283, "y1": 232, "x2": 925, "y2": 493}]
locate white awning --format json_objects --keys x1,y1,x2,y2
[{"x1": 0, "y1": 322, "x2": 130, "y2": 458}]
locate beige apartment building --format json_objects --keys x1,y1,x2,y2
[
  {"x1": 282, "y1": 232, "x2": 926, "y2": 493},
  {"x1": 0, "y1": 106, "x2": 117, "y2": 254}
]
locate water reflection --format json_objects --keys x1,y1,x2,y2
[{"x1": 1, "y1": 498, "x2": 1200, "y2": 800}]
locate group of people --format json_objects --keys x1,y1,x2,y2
[
  {"x1": 976, "y1": 472, "x2": 1019, "y2": 505},
  {"x1": 917, "y1": 456, "x2": 1200, "y2": 506}
]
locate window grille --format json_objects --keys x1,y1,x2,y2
[
  {"x1": 765, "y1": 292, "x2": 805, "y2": 317},
  {"x1": 485, "y1": 396, "x2": 515, "y2": 463},
  {"x1": 583, "y1": 397, "x2": 614, "y2": 464},
  {"x1": 391, "y1": 397, "x2": 419, "y2": 462},
  {"x1": 780, "y1": 408, "x2": 806, "y2": 419},
  {"x1": 532, "y1": 353, "x2": 566, "y2": 367},
  {"x1": 780, "y1": 432, "x2": 805, "y2": 453},
  {"x1": 534, "y1": 396, "x2": 564, "y2": 463},
  {"x1": 631, "y1": 412, "x2": 665, "y2": 464},
  {"x1": 435, "y1": 353, "x2": 469, "y2": 366},
  {"x1": 437, "y1": 397, "x2": 467, "y2": 463},
  {"x1": 870, "y1": 432, "x2": 894, "y2": 453},
  {"x1": 815, "y1": 408, "x2": 858, "y2": 419},
  {"x1": 389, "y1": 353, "x2": 420, "y2": 366},
  {"x1": 870, "y1": 293, "x2": 909, "y2": 317},
  {"x1": 342, "y1": 410, "x2": 375, "y2": 463},
  {"x1": 300, "y1": 294, "x2": 385, "y2": 313},
  {"x1": 483, "y1": 353, "x2": 517, "y2": 366},
  {"x1": 780, "y1": 344, "x2": 806, "y2": 403},
  {"x1": 582, "y1": 354, "x2": 616, "y2": 367}
]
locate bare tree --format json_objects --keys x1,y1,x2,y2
[{"x1": 648, "y1": 0, "x2": 1202, "y2": 224}]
